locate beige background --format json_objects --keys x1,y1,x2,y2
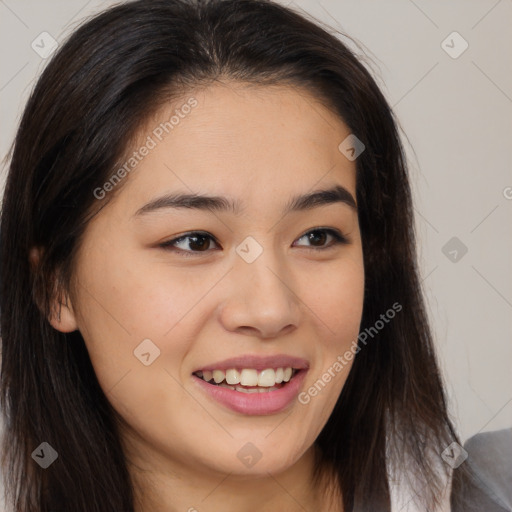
[{"x1": 0, "y1": 0, "x2": 511, "y2": 504}]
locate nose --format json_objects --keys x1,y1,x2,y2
[{"x1": 218, "y1": 251, "x2": 301, "y2": 339}]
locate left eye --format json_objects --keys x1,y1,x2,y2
[
  {"x1": 159, "y1": 228, "x2": 348, "y2": 256},
  {"x1": 294, "y1": 228, "x2": 348, "y2": 249}
]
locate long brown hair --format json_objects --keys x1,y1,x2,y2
[{"x1": 1, "y1": 0, "x2": 471, "y2": 510}]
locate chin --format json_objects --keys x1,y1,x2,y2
[{"x1": 197, "y1": 440, "x2": 306, "y2": 477}]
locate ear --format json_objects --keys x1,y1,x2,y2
[
  {"x1": 48, "y1": 291, "x2": 79, "y2": 333},
  {"x1": 29, "y1": 247, "x2": 79, "y2": 333}
]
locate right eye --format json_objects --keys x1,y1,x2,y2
[{"x1": 159, "y1": 231, "x2": 221, "y2": 256}]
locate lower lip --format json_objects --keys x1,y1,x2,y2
[{"x1": 192, "y1": 370, "x2": 308, "y2": 415}]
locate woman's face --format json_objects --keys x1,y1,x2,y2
[{"x1": 53, "y1": 82, "x2": 364, "y2": 480}]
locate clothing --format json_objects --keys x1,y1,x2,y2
[{"x1": 450, "y1": 427, "x2": 512, "y2": 512}]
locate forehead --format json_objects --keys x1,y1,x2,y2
[{"x1": 103, "y1": 82, "x2": 357, "y2": 215}]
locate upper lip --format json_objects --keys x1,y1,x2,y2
[{"x1": 193, "y1": 354, "x2": 310, "y2": 373}]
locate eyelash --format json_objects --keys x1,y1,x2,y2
[{"x1": 159, "y1": 227, "x2": 349, "y2": 257}]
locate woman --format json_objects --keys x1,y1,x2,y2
[{"x1": 0, "y1": 0, "x2": 473, "y2": 510}]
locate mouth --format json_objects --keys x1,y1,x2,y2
[
  {"x1": 191, "y1": 363, "x2": 308, "y2": 415},
  {"x1": 193, "y1": 367, "x2": 300, "y2": 393}
]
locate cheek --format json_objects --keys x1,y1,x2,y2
[
  {"x1": 296, "y1": 255, "x2": 364, "y2": 415},
  {"x1": 73, "y1": 254, "x2": 199, "y2": 448},
  {"x1": 303, "y1": 255, "x2": 365, "y2": 340},
  {"x1": 74, "y1": 250, "x2": 235, "y2": 421},
  {"x1": 76, "y1": 239, "x2": 200, "y2": 337},
  {"x1": 71, "y1": 249, "x2": 192, "y2": 393}
]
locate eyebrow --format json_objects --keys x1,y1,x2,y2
[{"x1": 133, "y1": 184, "x2": 357, "y2": 217}]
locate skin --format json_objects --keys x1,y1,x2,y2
[{"x1": 45, "y1": 81, "x2": 365, "y2": 512}]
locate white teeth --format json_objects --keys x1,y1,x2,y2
[
  {"x1": 212, "y1": 370, "x2": 225, "y2": 384},
  {"x1": 225, "y1": 369, "x2": 240, "y2": 385},
  {"x1": 219, "y1": 382, "x2": 279, "y2": 393},
  {"x1": 258, "y1": 368, "x2": 276, "y2": 387},
  {"x1": 196, "y1": 366, "x2": 297, "y2": 389},
  {"x1": 260, "y1": 386, "x2": 278, "y2": 392},
  {"x1": 233, "y1": 385, "x2": 279, "y2": 393},
  {"x1": 240, "y1": 369, "x2": 259, "y2": 386}
]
